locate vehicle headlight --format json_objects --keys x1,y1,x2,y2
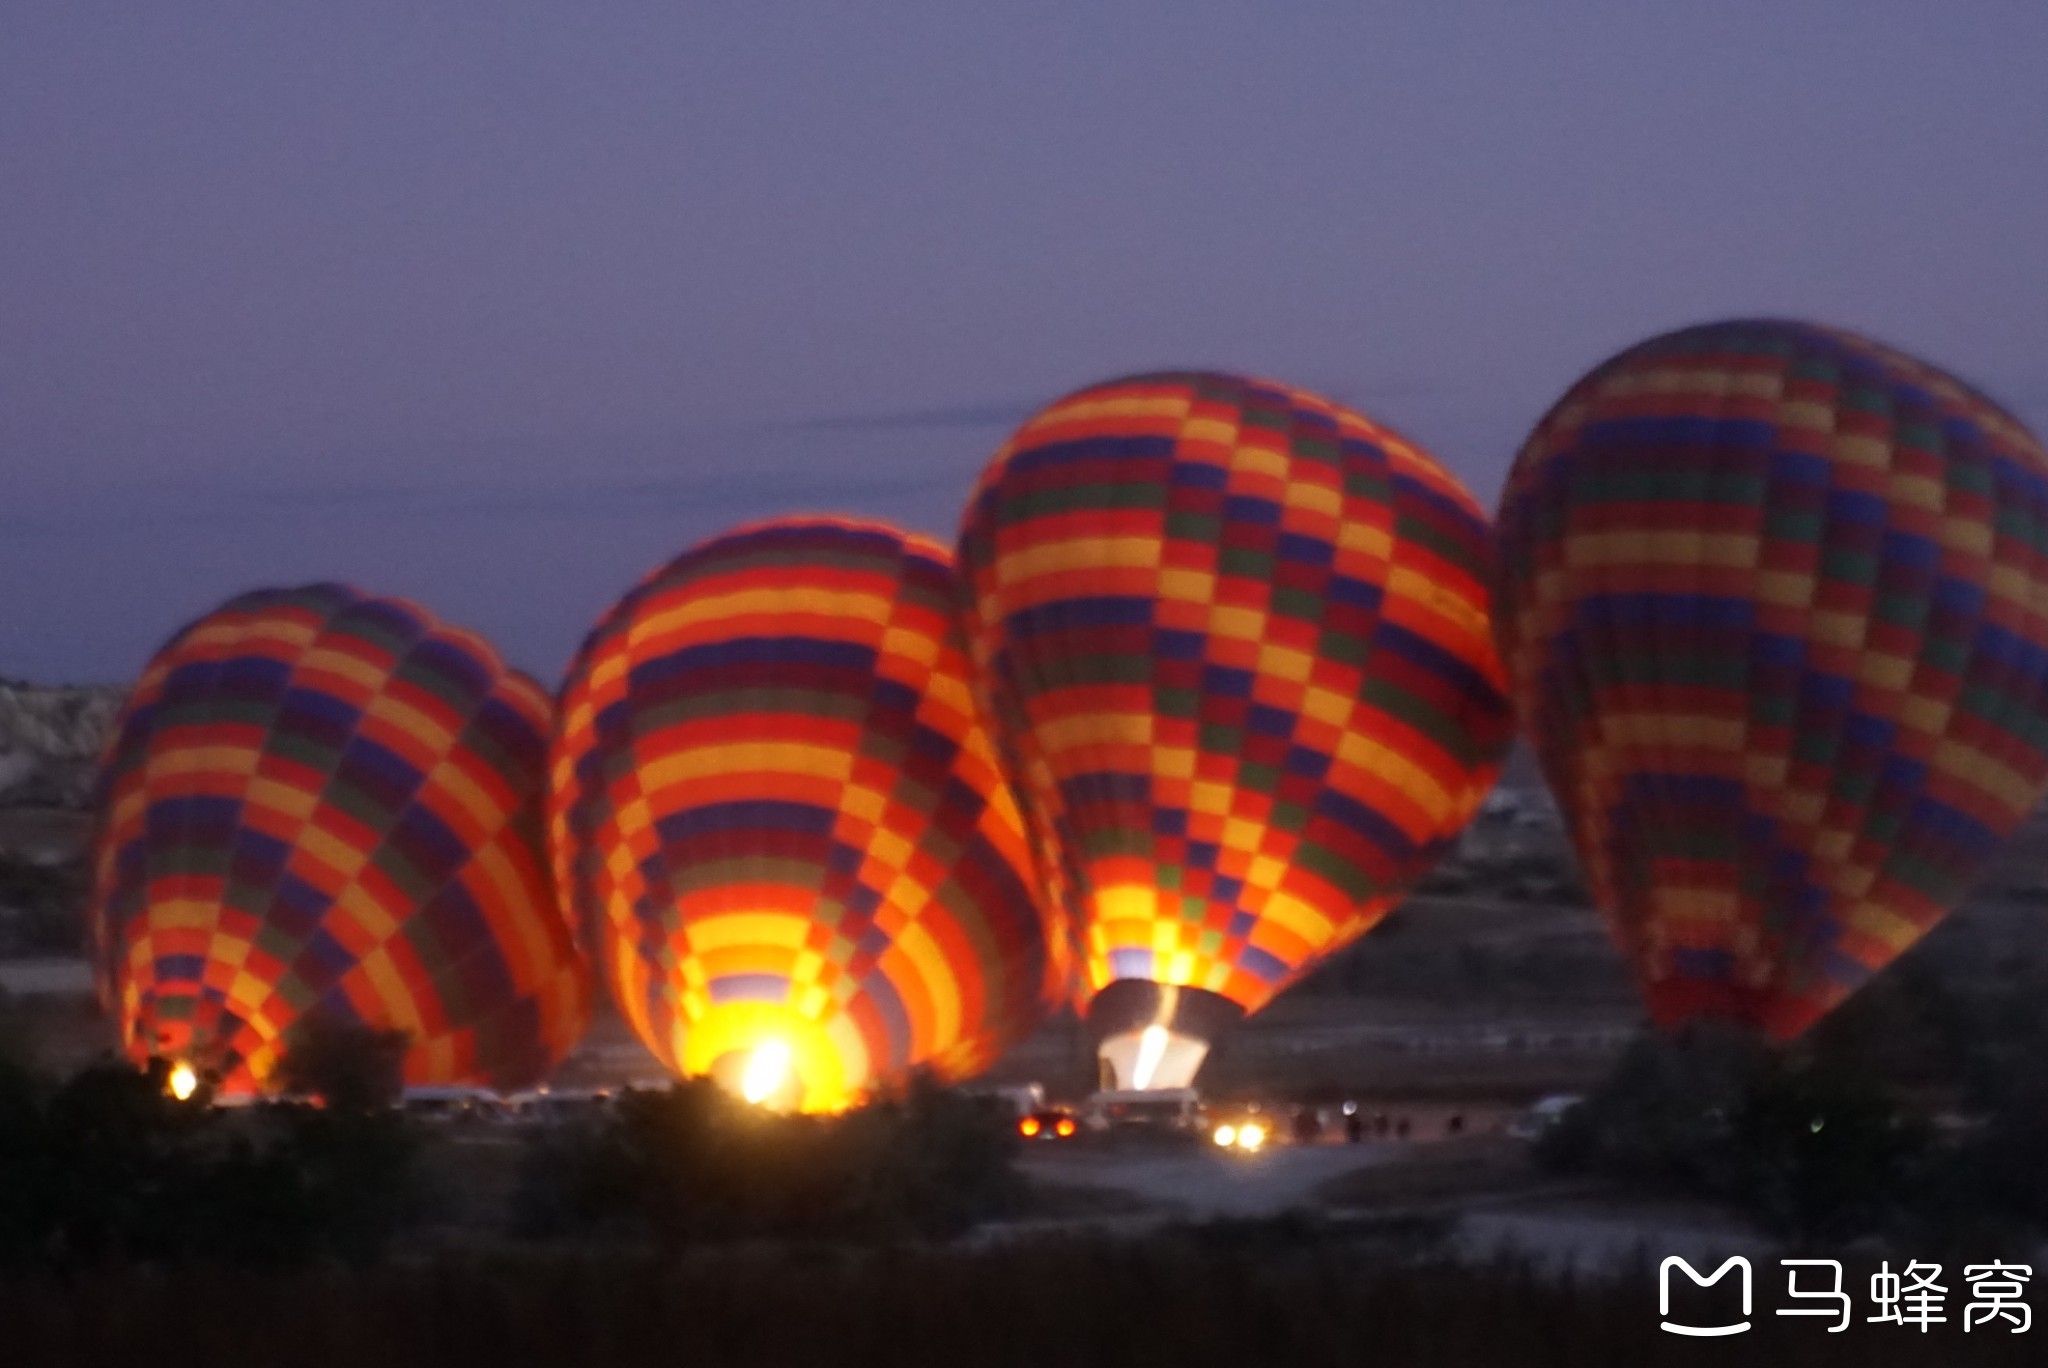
[
  {"x1": 1213, "y1": 1124, "x2": 1237, "y2": 1147},
  {"x1": 1238, "y1": 1124, "x2": 1265, "y2": 1150}
]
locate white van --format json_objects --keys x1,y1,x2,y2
[{"x1": 1080, "y1": 1087, "x2": 1205, "y2": 1136}]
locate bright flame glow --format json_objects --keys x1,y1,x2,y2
[
  {"x1": 740, "y1": 1041, "x2": 792, "y2": 1105},
  {"x1": 1238, "y1": 1124, "x2": 1265, "y2": 1151},
  {"x1": 1055, "y1": 1118, "x2": 1076, "y2": 1137},
  {"x1": 1019, "y1": 1117, "x2": 1042, "y2": 1137},
  {"x1": 1214, "y1": 1124, "x2": 1237, "y2": 1147},
  {"x1": 167, "y1": 1061, "x2": 198, "y2": 1102},
  {"x1": 1130, "y1": 1024, "x2": 1170, "y2": 1091}
]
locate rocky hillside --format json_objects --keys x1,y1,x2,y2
[
  {"x1": 1, "y1": 679, "x2": 121, "y2": 956},
  {"x1": 1, "y1": 677, "x2": 121, "y2": 810}
]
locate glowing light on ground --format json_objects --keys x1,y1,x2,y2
[{"x1": 740, "y1": 1040, "x2": 792, "y2": 1105}]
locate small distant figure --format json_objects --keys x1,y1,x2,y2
[
  {"x1": 1293, "y1": 1105, "x2": 1322, "y2": 1145},
  {"x1": 1345, "y1": 1110, "x2": 1364, "y2": 1144},
  {"x1": 1395, "y1": 1116, "x2": 1411, "y2": 1140},
  {"x1": 1447, "y1": 1112, "x2": 1466, "y2": 1136}
]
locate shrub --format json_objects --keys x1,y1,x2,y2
[
  {"x1": 0, "y1": 1055, "x2": 417, "y2": 1270},
  {"x1": 516, "y1": 1072, "x2": 1021, "y2": 1245},
  {"x1": 274, "y1": 1020, "x2": 411, "y2": 1115},
  {"x1": 1538, "y1": 1024, "x2": 1934, "y2": 1244}
]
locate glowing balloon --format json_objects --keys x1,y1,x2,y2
[
  {"x1": 958, "y1": 372, "x2": 1512, "y2": 1086},
  {"x1": 1494, "y1": 319, "x2": 2048, "y2": 1040},
  {"x1": 91, "y1": 584, "x2": 592, "y2": 1093},
  {"x1": 549, "y1": 517, "x2": 1058, "y2": 1112}
]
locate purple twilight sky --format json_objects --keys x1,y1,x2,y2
[{"x1": 5, "y1": 1, "x2": 2046, "y2": 685}]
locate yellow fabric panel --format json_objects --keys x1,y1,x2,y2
[
  {"x1": 147, "y1": 898, "x2": 215, "y2": 932},
  {"x1": 918, "y1": 669, "x2": 974, "y2": 718},
  {"x1": 1332, "y1": 732, "x2": 1454, "y2": 813},
  {"x1": 841, "y1": 784, "x2": 887, "y2": 826},
  {"x1": 1219, "y1": 816, "x2": 1264, "y2": 853},
  {"x1": 1887, "y1": 474, "x2": 1944, "y2": 511},
  {"x1": 686, "y1": 912, "x2": 813, "y2": 954},
  {"x1": 1180, "y1": 417, "x2": 1239, "y2": 446},
  {"x1": 247, "y1": 777, "x2": 318, "y2": 822},
  {"x1": 365, "y1": 692, "x2": 457, "y2": 758},
  {"x1": 1846, "y1": 900, "x2": 1919, "y2": 952},
  {"x1": 1032, "y1": 712, "x2": 1155, "y2": 755},
  {"x1": 1810, "y1": 829, "x2": 1854, "y2": 863},
  {"x1": 1245, "y1": 854, "x2": 1287, "y2": 891},
  {"x1": 299, "y1": 645, "x2": 393, "y2": 693},
  {"x1": 1282, "y1": 480, "x2": 1343, "y2": 519},
  {"x1": 888, "y1": 921, "x2": 959, "y2": 1047},
  {"x1": 1229, "y1": 445, "x2": 1292, "y2": 482},
  {"x1": 357, "y1": 949, "x2": 425, "y2": 1034},
  {"x1": 1932, "y1": 740, "x2": 2036, "y2": 815},
  {"x1": 1778, "y1": 400, "x2": 1839, "y2": 431},
  {"x1": 1778, "y1": 790, "x2": 1827, "y2": 826},
  {"x1": 1207, "y1": 604, "x2": 1268, "y2": 641},
  {"x1": 1336, "y1": 521, "x2": 1394, "y2": 560},
  {"x1": 1385, "y1": 565, "x2": 1494, "y2": 642},
  {"x1": 1159, "y1": 568, "x2": 1216, "y2": 603},
  {"x1": 1756, "y1": 572, "x2": 1815, "y2": 608},
  {"x1": 1937, "y1": 519, "x2": 1993, "y2": 556},
  {"x1": 423, "y1": 758, "x2": 502, "y2": 841},
  {"x1": 641, "y1": 741, "x2": 855, "y2": 790},
  {"x1": 1830, "y1": 435, "x2": 1894, "y2": 469},
  {"x1": 1256, "y1": 890, "x2": 1335, "y2": 949},
  {"x1": 157, "y1": 744, "x2": 262, "y2": 780},
  {"x1": 1039, "y1": 394, "x2": 1189, "y2": 427},
  {"x1": 334, "y1": 884, "x2": 399, "y2": 949},
  {"x1": 1897, "y1": 695, "x2": 1952, "y2": 737},
  {"x1": 1301, "y1": 686, "x2": 1352, "y2": 729},
  {"x1": 1255, "y1": 641, "x2": 1314, "y2": 684},
  {"x1": 867, "y1": 827, "x2": 913, "y2": 875},
  {"x1": 1001, "y1": 536, "x2": 1162, "y2": 582},
  {"x1": 632, "y1": 585, "x2": 896, "y2": 645},
  {"x1": 1744, "y1": 753, "x2": 1790, "y2": 789},
  {"x1": 881, "y1": 873, "x2": 932, "y2": 921},
  {"x1": 1566, "y1": 532, "x2": 1760, "y2": 570}
]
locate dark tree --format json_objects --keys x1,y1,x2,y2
[{"x1": 274, "y1": 1018, "x2": 410, "y2": 1114}]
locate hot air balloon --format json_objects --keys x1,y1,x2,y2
[
  {"x1": 1494, "y1": 318, "x2": 2048, "y2": 1041},
  {"x1": 958, "y1": 372, "x2": 1512, "y2": 1090},
  {"x1": 549, "y1": 517, "x2": 1057, "y2": 1113},
  {"x1": 90, "y1": 585, "x2": 592, "y2": 1094}
]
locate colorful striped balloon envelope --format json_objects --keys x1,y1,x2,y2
[
  {"x1": 91, "y1": 584, "x2": 592, "y2": 1093},
  {"x1": 550, "y1": 517, "x2": 1058, "y2": 1112},
  {"x1": 1494, "y1": 319, "x2": 2048, "y2": 1041},
  {"x1": 958, "y1": 372, "x2": 1512, "y2": 1068}
]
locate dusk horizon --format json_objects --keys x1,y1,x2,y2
[{"x1": 8, "y1": 3, "x2": 2046, "y2": 684}]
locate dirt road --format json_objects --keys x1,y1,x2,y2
[{"x1": 1019, "y1": 1141, "x2": 1402, "y2": 1221}]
